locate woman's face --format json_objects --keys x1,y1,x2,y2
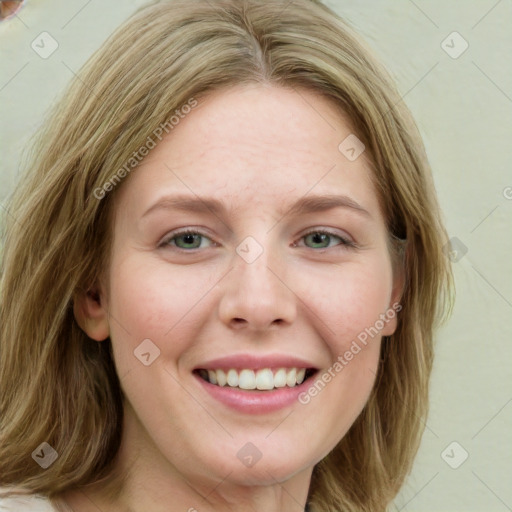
[{"x1": 103, "y1": 84, "x2": 401, "y2": 489}]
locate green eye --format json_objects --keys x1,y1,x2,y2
[
  {"x1": 171, "y1": 233, "x2": 205, "y2": 249},
  {"x1": 163, "y1": 230, "x2": 352, "y2": 251},
  {"x1": 303, "y1": 231, "x2": 346, "y2": 249}
]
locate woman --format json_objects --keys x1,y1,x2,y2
[{"x1": 0, "y1": 0, "x2": 452, "y2": 510}]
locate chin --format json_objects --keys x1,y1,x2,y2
[{"x1": 213, "y1": 443, "x2": 313, "y2": 484}]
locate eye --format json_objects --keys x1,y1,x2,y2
[
  {"x1": 161, "y1": 230, "x2": 215, "y2": 250},
  {"x1": 300, "y1": 230, "x2": 355, "y2": 249}
]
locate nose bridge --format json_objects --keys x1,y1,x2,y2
[
  {"x1": 237, "y1": 244, "x2": 277, "y2": 294},
  {"x1": 218, "y1": 234, "x2": 296, "y2": 330},
  {"x1": 234, "y1": 235, "x2": 285, "y2": 303}
]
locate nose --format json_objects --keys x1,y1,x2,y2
[{"x1": 217, "y1": 245, "x2": 297, "y2": 332}]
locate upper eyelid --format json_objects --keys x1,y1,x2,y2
[
  {"x1": 297, "y1": 230, "x2": 355, "y2": 248},
  {"x1": 301, "y1": 227, "x2": 349, "y2": 238},
  {"x1": 159, "y1": 227, "x2": 214, "y2": 245}
]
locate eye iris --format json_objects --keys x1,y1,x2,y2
[
  {"x1": 306, "y1": 232, "x2": 330, "y2": 248},
  {"x1": 175, "y1": 233, "x2": 201, "y2": 249}
]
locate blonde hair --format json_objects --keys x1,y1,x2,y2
[{"x1": 0, "y1": 0, "x2": 453, "y2": 510}]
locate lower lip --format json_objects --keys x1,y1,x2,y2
[{"x1": 194, "y1": 373, "x2": 315, "y2": 414}]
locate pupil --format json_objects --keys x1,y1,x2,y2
[
  {"x1": 311, "y1": 233, "x2": 327, "y2": 246},
  {"x1": 177, "y1": 233, "x2": 200, "y2": 248}
]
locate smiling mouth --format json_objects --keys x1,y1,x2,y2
[{"x1": 195, "y1": 367, "x2": 317, "y2": 391}]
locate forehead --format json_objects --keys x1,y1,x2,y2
[{"x1": 115, "y1": 84, "x2": 382, "y2": 221}]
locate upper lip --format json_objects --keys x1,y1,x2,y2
[{"x1": 195, "y1": 354, "x2": 318, "y2": 371}]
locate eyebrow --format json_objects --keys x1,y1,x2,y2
[{"x1": 141, "y1": 193, "x2": 371, "y2": 219}]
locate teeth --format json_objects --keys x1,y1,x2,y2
[
  {"x1": 207, "y1": 370, "x2": 217, "y2": 385},
  {"x1": 273, "y1": 368, "x2": 287, "y2": 388},
  {"x1": 216, "y1": 369, "x2": 227, "y2": 386},
  {"x1": 286, "y1": 368, "x2": 297, "y2": 387},
  {"x1": 239, "y1": 369, "x2": 256, "y2": 390},
  {"x1": 227, "y1": 369, "x2": 238, "y2": 387},
  {"x1": 200, "y1": 367, "x2": 310, "y2": 390},
  {"x1": 255, "y1": 368, "x2": 273, "y2": 390}
]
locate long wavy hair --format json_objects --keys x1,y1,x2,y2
[{"x1": 0, "y1": 1, "x2": 453, "y2": 510}]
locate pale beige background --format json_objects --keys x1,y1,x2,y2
[{"x1": 1, "y1": 1, "x2": 511, "y2": 511}]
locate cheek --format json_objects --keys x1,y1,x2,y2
[
  {"x1": 290, "y1": 256, "x2": 393, "y2": 441},
  {"x1": 296, "y1": 256, "x2": 394, "y2": 353},
  {"x1": 106, "y1": 254, "x2": 219, "y2": 366}
]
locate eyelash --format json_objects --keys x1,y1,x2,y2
[
  {"x1": 298, "y1": 228, "x2": 356, "y2": 250},
  {"x1": 159, "y1": 228, "x2": 356, "y2": 251}
]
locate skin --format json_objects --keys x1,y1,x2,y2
[{"x1": 68, "y1": 84, "x2": 402, "y2": 512}]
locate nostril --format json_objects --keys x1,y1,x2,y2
[
  {"x1": 230, "y1": 318, "x2": 248, "y2": 328},
  {"x1": 230, "y1": 317, "x2": 284, "y2": 328}
]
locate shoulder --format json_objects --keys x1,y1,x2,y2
[{"x1": 0, "y1": 489, "x2": 58, "y2": 512}]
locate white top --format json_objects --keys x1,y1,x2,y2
[{"x1": 0, "y1": 492, "x2": 58, "y2": 512}]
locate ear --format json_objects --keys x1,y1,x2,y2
[
  {"x1": 73, "y1": 285, "x2": 110, "y2": 341},
  {"x1": 381, "y1": 265, "x2": 405, "y2": 336}
]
